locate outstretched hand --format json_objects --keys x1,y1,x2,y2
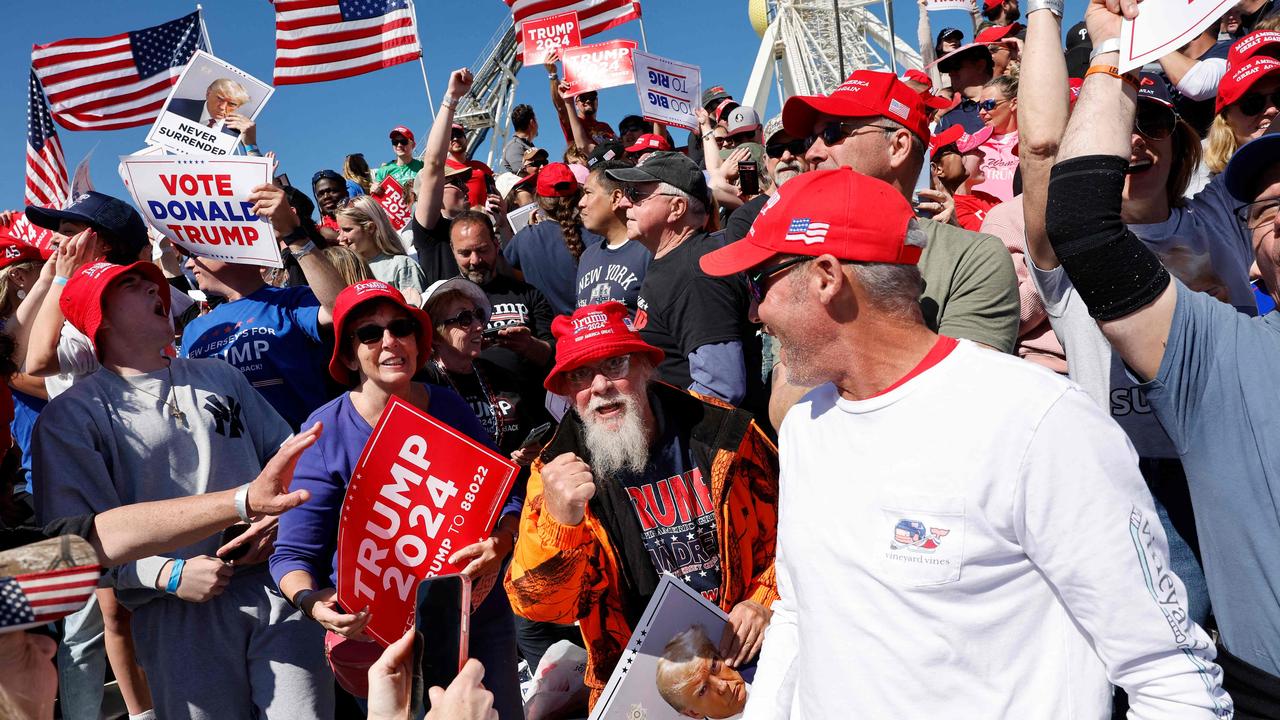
[{"x1": 245, "y1": 422, "x2": 321, "y2": 517}]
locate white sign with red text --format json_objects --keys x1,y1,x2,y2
[
  {"x1": 120, "y1": 155, "x2": 282, "y2": 268},
  {"x1": 632, "y1": 51, "x2": 701, "y2": 131},
  {"x1": 925, "y1": 0, "x2": 976, "y2": 10},
  {"x1": 1118, "y1": 0, "x2": 1236, "y2": 72},
  {"x1": 521, "y1": 11, "x2": 582, "y2": 66},
  {"x1": 562, "y1": 40, "x2": 638, "y2": 96}
]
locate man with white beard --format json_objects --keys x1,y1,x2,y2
[
  {"x1": 505, "y1": 301, "x2": 781, "y2": 712},
  {"x1": 724, "y1": 115, "x2": 811, "y2": 244}
]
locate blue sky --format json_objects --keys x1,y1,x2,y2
[{"x1": 4, "y1": 0, "x2": 1088, "y2": 207}]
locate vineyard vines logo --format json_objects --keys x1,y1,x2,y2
[{"x1": 890, "y1": 519, "x2": 949, "y2": 552}]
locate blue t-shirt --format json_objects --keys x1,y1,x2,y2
[
  {"x1": 181, "y1": 285, "x2": 332, "y2": 430},
  {"x1": 1139, "y1": 281, "x2": 1280, "y2": 676},
  {"x1": 504, "y1": 221, "x2": 603, "y2": 316},
  {"x1": 575, "y1": 237, "x2": 651, "y2": 311},
  {"x1": 11, "y1": 389, "x2": 47, "y2": 494},
  {"x1": 933, "y1": 101, "x2": 985, "y2": 134}
]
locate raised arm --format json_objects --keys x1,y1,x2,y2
[
  {"x1": 917, "y1": 0, "x2": 944, "y2": 87},
  {"x1": 558, "y1": 80, "x2": 593, "y2": 153},
  {"x1": 250, "y1": 183, "x2": 345, "y2": 326},
  {"x1": 415, "y1": 69, "x2": 474, "y2": 230},
  {"x1": 1018, "y1": 0, "x2": 1070, "y2": 272},
  {"x1": 1044, "y1": 0, "x2": 1177, "y2": 381},
  {"x1": 25, "y1": 228, "x2": 100, "y2": 377}
]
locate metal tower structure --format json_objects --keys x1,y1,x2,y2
[
  {"x1": 452, "y1": 16, "x2": 520, "y2": 168},
  {"x1": 742, "y1": 0, "x2": 924, "y2": 114}
]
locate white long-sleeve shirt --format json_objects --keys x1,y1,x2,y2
[{"x1": 746, "y1": 340, "x2": 1231, "y2": 720}]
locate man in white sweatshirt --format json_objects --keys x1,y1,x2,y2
[{"x1": 698, "y1": 167, "x2": 1232, "y2": 719}]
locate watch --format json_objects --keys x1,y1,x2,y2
[
  {"x1": 1090, "y1": 37, "x2": 1121, "y2": 60},
  {"x1": 290, "y1": 240, "x2": 318, "y2": 260}
]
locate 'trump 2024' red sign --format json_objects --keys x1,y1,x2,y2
[{"x1": 336, "y1": 397, "x2": 517, "y2": 646}]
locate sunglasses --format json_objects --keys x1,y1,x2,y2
[
  {"x1": 352, "y1": 317, "x2": 419, "y2": 344},
  {"x1": 1235, "y1": 89, "x2": 1280, "y2": 117},
  {"x1": 622, "y1": 185, "x2": 677, "y2": 204},
  {"x1": 1134, "y1": 100, "x2": 1176, "y2": 140},
  {"x1": 977, "y1": 98, "x2": 1010, "y2": 112},
  {"x1": 563, "y1": 354, "x2": 631, "y2": 388},
  {"x1": 810, "y1": 121, "x2": 896, "y2": 147},
  {"x1": 765, "y1": 139, "x2": 808, "y2": 158},
  {"x1": 747, "y1": 257, "x2": 812, "y2": 303},
  {"x1": 391, "y1": 137, "x2": 411, "y2": 147},
  {"x1": 440, "y1": 308, "x2": 488, "y2": 327}
]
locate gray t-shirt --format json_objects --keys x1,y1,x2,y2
[
  {"x1": 1140, "y1": 281, "x2": 1280, "y2": 677},
  {"x1": 501, "y1": 135, "x2": 534, "y2": 175},
  {"x1": 33, "y1": 357, "x2": 291, "y2": 607}
]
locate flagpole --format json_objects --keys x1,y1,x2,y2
[
  {"x1": 196, "y1": 4, "x2": 213, "y2": 53},
  {"x1": 637, "y1": 17, "x2": 650, "y2": 51},
  {"x1": 406, "y1": 0, "x2": 436, "y2": 116}
]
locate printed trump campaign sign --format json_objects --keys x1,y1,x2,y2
[
  {"x1": 120, "y1": 154, "x2": 281, "y2": 268},
  {"x1": 370, "y1": 176, "x2": 411, "y2": 231},
  {"x1": 562, "y1": 39, "x2": 638, "y2": 96},
  {"x1": 336, "y1": 396, "x2": 518, "y2": 646},
  {"x1": 521, "y1": 11, "x2": 582, "y2": 66},
  {"x1": 146, "y1": 51, "x2": 274, "y2": 157},
  {"x1": 632, "y1": 52, "x2": 701, "y2": 131}
]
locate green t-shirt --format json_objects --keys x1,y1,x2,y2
[
  {"x1": 918, "y1": 218, "x2": 1020, "y2": 353},
  {"x1": 373, "y1": 158, "x2": 424, "y2": 187}
]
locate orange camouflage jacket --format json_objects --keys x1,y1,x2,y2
[{"x1": 503, "y1": 384, "x2": 780, "y2": 708}]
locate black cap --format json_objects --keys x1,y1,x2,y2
[
  {"x1": 311, "y1": 169, "x2": 343, "y2": 187},
  {"x1": 588, "y1": 140, "x2": 628, "y2": 168},
  {"x1": 618, "y1": 114, "x2": 648, "y2": 135},
  {"x1": 1066, "y1": 21, "x2": 1091, "y2": 50},
  {"x1": 936, "y1": 27, "x2": 964, "y2": 48},
  {"x1": 606, "y1": 151, "x2": 710, "y2": 207},
  {"x1": 26, "y1": 191, "x2": 147, "y2": 263},
  {"x1": 702, "y1": 85, "x2": 732, "y2": 109},
  {"x1": 1137, "y1": 72, "x2": 1175, "y2": 108}
]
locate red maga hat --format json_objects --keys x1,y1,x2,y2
[
  {"x1": 976, "y1": 23, "x2": 1022, "y2": 43},
  {"x1": 60, "y1": 261, "x2": 171, "y2": 360},
  {"x1": 903, "y1": 69, "x2": 932, "y2": 88},
  {"x1": 1217, "y1": 56, "x2": 1280, "y2": 112},
  {"x1": 625, "y1": 133, "x2": 673, "y2": 153},
  {"x1": 1230, "y1": 30, "x2": 1280, "y2": 66},
  {"x1": 782, "y1": 70, "x2": 930, "y2": 142},
  {"x1": 699, "y1": 168, "x2": 924, "y2": 277},
  {"x1": 545, "y1": 302, "x2": 665, "y2": 394},
  {"x1": 929, "y1": 124, "x2": 967, "y2": 156},
  {"x1": 0, "y1": 238, "x2": 46, "y2": 270},
  {"x1": 389, "y1": 125, "x2": 415, "y2": 143},
  {"x1": 328, "y1": 280, "x2": 432, "y2": 386},
  {"x1": 535, "y1": 162, "x2": 580, "y2": 197}
]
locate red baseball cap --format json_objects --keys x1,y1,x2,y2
[
  {"x1": 328, "y1": 280, "x2": 432, "y2": 386},
  {"x1": 389, "y1": 126, "x2": 415, "y2": 144},
  {"x1": 545, "y1": 302, "x2": 665, "y2": 394},
  {"x1": 1068, "y1": 77, "x2": 1084, "y2": 107},
  {"x1": 929, "y1": 124, "x2": 966, "y2": 156},
  {"x1": 625, "y1": 133, "x2": 673, "y2": 153},
  {"x1": 903, "y1": 69, "x2": 932, "y2": 88},
  {"x1": 535, "y1": 163, "x2": 580, "y2": 197},
  {"x1": 782, "y1": 70, "x2": 930, "y2": 142},
  {"x1": 60, "y1": 261, "x2": 171, "y2": 359},
  {"x1": 976, "y1": 23, "x2": 1021, "y2": 43},
  {"x1": 1230, "y1": 31, "x2": 1280, "y2": 66},
  {"x1": 983, "y1": 0, "x2": 1002, "y2": 10},
  {"x1": 0, "y1": 238, "x2": 45, "y2": 270},
  {"x1": 1216, "y1": 56, "x2": 1280, "y2": 112},
  {"x1": 699, "y1": 168, "x2": 924, "y2": 278}
]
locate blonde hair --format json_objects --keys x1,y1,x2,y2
[
  {"x1": 655, "y1": 625, "x2": 719, "y2": 713},
  {"x1": 335, "y1": 195, "x2": 406, "y2": 258},
  {"x1": 0, "y1": 261, "x2": 39, "y2": 318},
  {"x1": 206, "y1": 78, "x2": 249, "y2": 105},
  {"x1": 321, "y1": 245, "x2": 373, "y2": 286},
  {"x1": 1205, "y1": 114, "x2": 1239, "y2": 175}
]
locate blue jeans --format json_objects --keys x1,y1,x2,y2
[{"x1": 57, "y1": 592, "x2": 106, "y2": 720}]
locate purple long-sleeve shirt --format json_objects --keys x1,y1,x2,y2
[{"x1": 269, "y1": 384, "x2": 526, "y2": 589}]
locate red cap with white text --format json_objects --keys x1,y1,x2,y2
[
  {"x1": 545, "y1": 302, "x2": 665, "y2": 393},
  {"x1": 1216, "y1": 56, "x2": 1280, "y2": 112},
  {"x1": 782, "y1": 70, "x2": 930, "y2": 142}
]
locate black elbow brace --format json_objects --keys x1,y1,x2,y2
[{"x1": 1045, "y1": 155, "x2": 1171, "y2": 321}]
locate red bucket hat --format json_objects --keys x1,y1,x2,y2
[
  {"x1": 60, "y1": 261, "x2": 171, "y2": 359},
  {"x1": 782, "y1": 69, "x2": 930, "y2": 142},
  {"x1": 699, "y1": 168, "x2": 924, "y2": 277},
  {"x1": 535, "y1": 163, "x2": 580, "y2": 198},
  {"x1": 329, "y1": 280, "x2": 432, "y2": 386},
  {"x1": 545, "y1": 302, "x2": 665, "y2": 394}
]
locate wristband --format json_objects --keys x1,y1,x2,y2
[
  {"x1": 52, "y1": 276, "x2": 69, "y2": 286},
  {"x1": 291, "y1": 587, "x2": 314, "y2": 613},
  {"x1": 280, "y1": 226, "x2": 309, "y2": 244},
  {"x1": 441, "y1": 96, "x2": 457, "y2": 110},
  {"x1": 243, "y1": 144, "x2": 259, "y2": 153},
  {"x1": 1089, "y1": 37, "x2": 1121, "y2": 60},
  {"x1": 1026, "y1": 0, "x2": 1063, "y2": 17},
  {"x1": 1084, "y1": 64, "x2": 1139, "y2": 91},
  {"x1": 234, "y1": 483, "x2": 253, "y2": 523},
  {"x1": 165, "y1": 558, "x2": 186, "y2": 594},
  {"x1": 290, "y1": 240, "x2": 318, "y2": 260},
  {"x1": 548, "y1": 73, "x2": 558, "y2": 80}
]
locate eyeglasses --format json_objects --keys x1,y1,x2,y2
[
  {"x1": 1134, "y1": 100, "x2": 1176, "y2": 140},
  {"x1": 444, "y1": 181, "x2": 470, "y2": 197},
  {"x1": 977, "y1": 98, "x2": 1010, "y2": 112},
  {"x1": 765, "y1": 139, "x2": 808, "y2": 159},
  {"x1": 1235, "y1": 90, "x2": 1280, "y2": 117},
  {"x1": 391, "y1": 137, "x2": 411, "y2": 147},
  {"x1": 622, "y1": 185, "x2": 678, "y2": 204},
  {"x1": 809, "y1": 121, "x2": 896, "y2": 147},
  {"x1": 747, "y1": 257, "x2": 812, "y2": 303},
  {"x1": 1234, "y1": 197, "x2": 1280, "y2": 229},
  {"x1": 440, "y1": 308, "x2": 488, "y2": 327},
  {"x1": 352, "y1": 317, "x2": 419, "y2": 344},
  {"x1": 563, "y1": 355, "x2": 631, "y2": 388}
]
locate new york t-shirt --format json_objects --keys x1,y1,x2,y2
[{"x1": 575, "y1": 238, "x2": 651, "y2": 311}]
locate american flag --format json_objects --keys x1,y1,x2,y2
[
  {"x1": 26, "y1": 70, "x2": 70, "y2": 209},
  {"x1": 30, "y1": 11, "x2": 207, "y2": 132},
  {"x1": 273, "y1": 0, "x2": 423, "y2": 86},
  {"x1": 785, "y1": 217, "x2": 830, "y2": 245},
  {"x1": 506, "y1": 0, "x2": 642, "y2": 52},
  {"x1": 0, "y1": 564, "x2": 101, "y2": 632}
]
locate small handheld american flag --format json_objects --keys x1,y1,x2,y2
[{"x1": 0, "y1": 536, "x2": 101, "y2": 634}]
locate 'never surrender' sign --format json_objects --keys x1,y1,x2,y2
[
  {"x1": 121, "y1": 155, "x2": 281, "y2": 268},
  {"x1": 336, "y1": 396, "x2": 517, "y2": 646}
]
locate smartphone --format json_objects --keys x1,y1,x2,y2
[
  {"x1": 413, "y1": 573, "x2": 471, "y2": 715},
  {"x1": 273, "y1": 173, "x2": 291, "y2": 188},
  {"x1": 738, "y1": 160, "x2": 760, "y2": 196},
  {"x1": 219, "y1": 523, "x2": 252, "y2": 562},
  {"x1": 519, "y1": 422, "x2": 554, "y2": 449},
  {"x1": 481, "y1": 326, "x2": 502, "y2": 342}
]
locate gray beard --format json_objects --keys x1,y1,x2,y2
[{"x1": 581, "y1": 390, "x2": 651, "y2": 478}]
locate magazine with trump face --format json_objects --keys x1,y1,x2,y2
[{"x1": 590, "y1": 574, "x2": 754, "y2": 720}]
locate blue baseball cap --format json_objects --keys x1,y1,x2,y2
[
  {"x1": 25, "y1": 191, "x2": 148, "y2": 262},
  {"x1": 1224, "y1": 123, "x2": 1280, "y2": 202}
]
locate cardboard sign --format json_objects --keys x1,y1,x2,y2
[
  {"x1": 336, "y1": 396, "x2": 518, "y2": 646},
  {"x1": 925, "y1": 0, "x2": 976, "y2": 10},
  {"x1": 120, "y1": 155, "x2": 282, "y2": 268},
  {"x1": 6, "y1": 215, "x2": 56, "y2": 253},
  {"x1": 591, "y1": 575, "x2": 755, "y2": 720},
  {"x1": 521, "y1": 11, "x2": 582, "y2": 66},
  {"x1": 632, "y1": 52, "x2": 701, "y2": 132},
  {"x1": 1118, "y1": 0, "x2": 1236, "y2": 72},
  {"x1": 562, "y1": 39, "x2": 638, "y2": 97},
  {"x1": 146, "y1": 50, "x2": 274, "y2": 157},
  {"x1": 506, "y1": 202, "x2": 538, "y2": 235},
  {"x1": 371, "y1": 176, "x2": 411, "y2": 231}
]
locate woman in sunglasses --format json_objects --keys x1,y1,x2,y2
[
  {"x1": 270, "y1": 280, "x2": 525, "y2": 717},
  {"x1": 1206, "y1": 44, "x2": 1280, "y2": 175},
  {"x1": 971, "y1": 75, "x2": 1020, "y2": 202},
  {"x1": 335, "y1": 195, "x2": 428, "y2": 301}
]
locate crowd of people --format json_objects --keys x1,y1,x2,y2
[{"x1": 1, "y1": 0, "x2": 1279, "y2": 717}]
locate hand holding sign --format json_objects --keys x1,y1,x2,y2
[
  {"x1": 249, "y1": 183, "x2": 301, "y2": 239},
  {"x1": 1116, "y1": 0, "x2": 1232, "y2": 72},
  {"x1": 308, "y1": 587, "x2": 373, "y2": 640}
]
